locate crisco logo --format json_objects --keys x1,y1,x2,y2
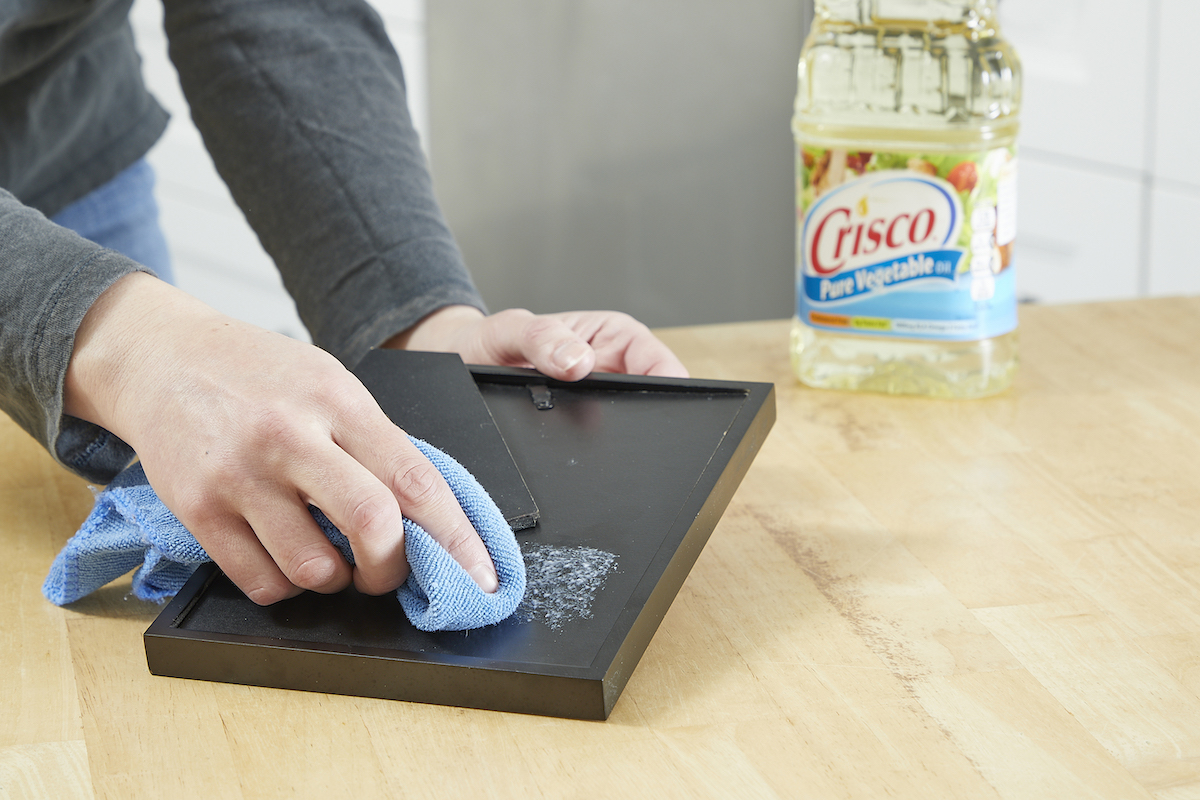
[{"x1": 803, "y1": 171, "x2": 963, "y2": 277}]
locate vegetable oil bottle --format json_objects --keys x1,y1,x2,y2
[{"x1": 792, "y1": 0, "x2": 1021, "y2": 398}]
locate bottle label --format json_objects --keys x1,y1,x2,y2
[{"x1": 796, "y1": 145, "x2": 1018, "y2": 341}]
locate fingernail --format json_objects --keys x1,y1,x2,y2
[
  {"x1": 553, "y1": 340, "x2": 590, "y2": 372},
  {"x1": 470, "y1": 564, "x2": 499, "y2": 594}
]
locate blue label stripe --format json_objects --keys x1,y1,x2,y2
[
  {"x1": 804, "y1": 250, "x2": 966, "y2": 304},
  {"x1": 797, "y1": 264, "x2": 1019, "y2": 341}
]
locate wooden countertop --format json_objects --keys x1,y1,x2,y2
[{"x1": 4, "y1": 297, "x2": 1200, "y2": 799}]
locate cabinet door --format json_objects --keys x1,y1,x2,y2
[
  {"x1": 1000, "y1": 0, "x2": 1150, "y2": 171},
  {"x1": 1015, "y1": 158, "x2": 1140, "y2": 304},
  {"x1": 1148, "y1": 187, "x2": 1200, "y2": 297},
  {"x1": 1154, "y1": 0, "x2": 1200, "y2": 187}
]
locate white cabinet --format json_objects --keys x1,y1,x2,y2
[
  {"x1": 1015, "y1": 160, "x2": 1141, "y2": 304},
  {"x1": 1149, "y1": 187, "x2": 1200, "y2": 296},
  {"x1": 1002, "y1": 0, "x2": 1149, "y2": 172},
  {"x1": 1000, "y1": 0, "x2": 1200, "y2": 304},
  {"x1": 1155, "y1": 0, "x2": 1200, "y2": 187},
  {"x1": 1148, "y1": 0, "x2": 1200, "y2": 295}
]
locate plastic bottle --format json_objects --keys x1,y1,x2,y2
[{"x1": 792, "y1": 0, "x2": 1021, "y2": 398}]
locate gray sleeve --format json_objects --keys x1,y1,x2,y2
[
  {"x1": 0, "y1": 189, "x2": 144, "y2": 482},
  {"x1": 162, "y1": 0, "x2": 486, "y2": 368}
]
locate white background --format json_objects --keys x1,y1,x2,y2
[{"x1": 131, "y1": 0, "x2": 1199, "y2": 336}]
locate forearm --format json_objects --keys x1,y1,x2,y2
[
  {"x1": 0, "y1": 189, "x2": 146, "y2": 481},
  {"x1": 162, "y1": 0, "x2": 484, "y2": 367}
]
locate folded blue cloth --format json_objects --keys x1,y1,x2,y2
[{"x1": 43, "y1": 437, "x2": 526, "y2": 632}]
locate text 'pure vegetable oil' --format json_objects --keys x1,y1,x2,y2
[{"x1": 792, "y1": 0, "x2": 1021, "y2": 398}]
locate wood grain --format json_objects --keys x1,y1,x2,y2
[{"x1": 4, "y1": 297, "x2": 1200, "y2": 799}]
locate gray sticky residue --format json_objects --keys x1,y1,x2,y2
[{"x1": 518, "y1": 542, "x2": 618, "y2": 630}]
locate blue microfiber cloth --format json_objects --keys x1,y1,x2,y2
[{"x1": 43, "y1": 437, "x2": 526, "y2": 632}]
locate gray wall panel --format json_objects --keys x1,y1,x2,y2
[{"x1": 427, "y1": 1, "x2": 810, "y2": 327}]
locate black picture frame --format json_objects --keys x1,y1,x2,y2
[{"x1": 144, "y1": 356, "x2": 775, "y2": 720}]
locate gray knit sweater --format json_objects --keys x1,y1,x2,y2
[{"x1": 0, "y1": 0, "x2": 484, "y2": 483}]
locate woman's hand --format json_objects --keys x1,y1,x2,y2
[
  {"x1": 64, "y1": 274, "x2": 498, "y2": 605},
  {"x1": 384, "y1": 305, "x2": 689, "y2": 381}
]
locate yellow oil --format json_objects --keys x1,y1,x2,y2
[{"x1": 792, "y1": 1, "x2": 1021, "y2": 399}]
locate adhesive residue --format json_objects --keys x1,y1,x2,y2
[{"x1": 518, "y1": 543, "x2": 618, "y2": 630}]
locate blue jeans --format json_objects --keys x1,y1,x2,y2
[{"x1": 50, "y1": 158, "x2": 174, "y2": 284}]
